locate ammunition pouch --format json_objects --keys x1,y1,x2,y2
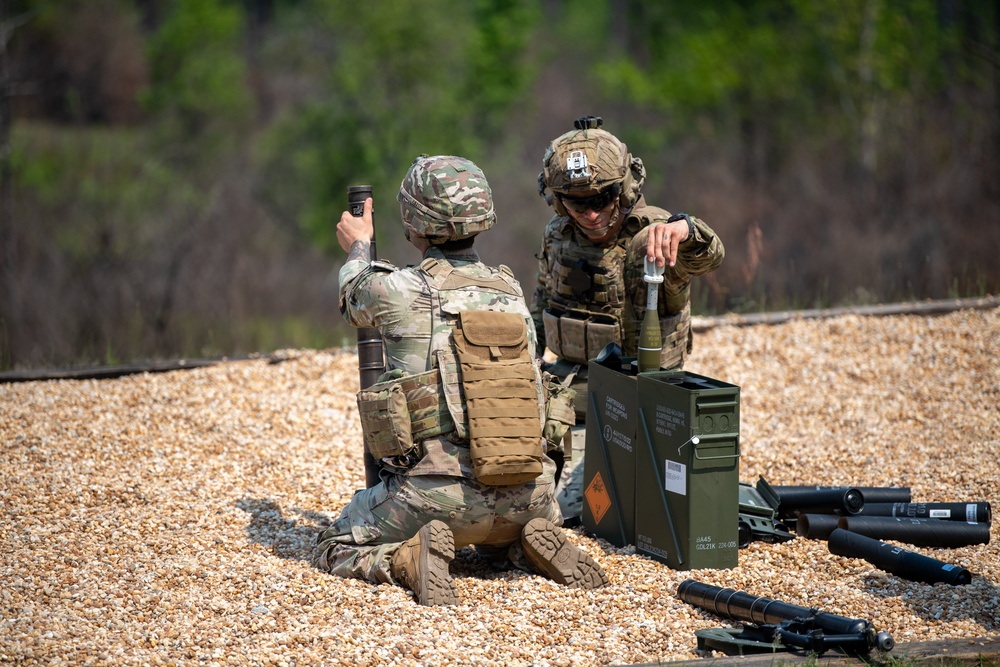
[
  {"x1": 356, "y1": 368, "x2": 455, "y2": 460},
  {"x1": 356, "y1": 301, "x2": 568, "y2": 480},
  {"x1": 453, "y1": 310, "x2": 545, "y2": 486},
  {"x1": 542, "y1": 371, "x2": 577, "y2": 460},
  {"x1": 542, "y1": 306, "x2": 620, "y2": 365},
  {"x1": 355, "y1": 356, "x2": 571, "y2": 468},
  {"x1": 542, "y1": 359, "x2": 589, "y2": 421},
  {"x1": 544, "y1": 304, "x2": 690, "y2": 370}
]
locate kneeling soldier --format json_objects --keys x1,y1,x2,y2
[{"x1": 316, "y1": 155, "x2": 608, "y2": 605}]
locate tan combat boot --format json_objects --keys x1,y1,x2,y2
[
  {"x1": 521, "y1": 518, "x2": 609, "y2": 589},
  {"x1": 389, "y1": 520, "x2": 459, "y2": 606}
]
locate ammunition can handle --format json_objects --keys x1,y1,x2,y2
[{"x1": 691, "y1": 432, "x2": 741, "y2": 461}]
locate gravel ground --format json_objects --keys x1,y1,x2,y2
[{"x1": 2, "y1": 307, "x2": 998, "y2": 666}]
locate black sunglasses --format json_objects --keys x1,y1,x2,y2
[{"x1": 560, "y1": 184, "x2": 620, "y2": 213}]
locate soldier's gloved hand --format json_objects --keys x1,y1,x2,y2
[{"x1": 646, "y1": 218, "x2": 691, "y2": 268}]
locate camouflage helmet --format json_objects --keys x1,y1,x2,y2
[
  {"x1": 538, "y1": 116, "x2": 646, "y2": 218},
  {"x1": 397, "y1": 155, "x2": 496, "y2": 244}
]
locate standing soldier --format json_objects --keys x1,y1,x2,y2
[
  {"x1": 533, "y1": 117, "x2": 726, "y2": 524},
  {"x1": 316, "y1": 155, "x2": 607, "y2": 606}
]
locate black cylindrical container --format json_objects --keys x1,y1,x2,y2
[
  {"x1": 347, "y1": 184, "x2": 383, "y2": 392},
  {"x1": 769, "y1": 486, "x2": 865, "y2": 518},
  {"x1": 859, "y1": 502, "x2": 991, "y2": 524},
  {"x1": 837, "y1": 516, "x2": 990, "y2": 548},
  {"x1": 828, "y1": 528, "x2": 972, "y2": 586},
  {"x1": 347, "y1": 184, "x2": 384, "y2": 489},
  {"x1": 347, "y1": 184, "x2": 373, "y2": 215},
  {"x1": 796, "y1": 513, "x2": 843, "y2": 540},
  {"x1": 772, "y1": 485, "x2": 910, "y2": 505}
]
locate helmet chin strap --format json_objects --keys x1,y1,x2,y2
[{"x1": 576, "y1": 204, "x2": 631, "y2": 243}]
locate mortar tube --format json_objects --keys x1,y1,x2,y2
[
  {"x1": 858, "y1": 501, "x2": 991, "y2": 524},
  {"x1": 828, "y1": 528, "x2": 972, "y2": 586},
  {"x1": 796, "y1": 513, "x2": 843, "y2": 540},
  {"x1": 771, "y1": 484, "x2": 911, "y2": 504},
  {"x1": 837, "y1": 516, "x2": 990, "y2": 548}
]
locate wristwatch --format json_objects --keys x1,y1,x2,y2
[{"x1": 667, "y1": 212, "x2": 695, "y2": 242}]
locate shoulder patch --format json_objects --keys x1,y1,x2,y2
[{"x1": 369, "y1": 259, "x2": 398, "y2": 273}]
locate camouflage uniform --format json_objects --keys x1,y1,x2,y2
[
  {"x1": 532, "y1": 119, "x2": 726, "y2": 523},
  {"x1": 316, "y1": 158, "x2": 563, "y2": 587},
  {"x1": 532, "y1": 195, "x2": 725, "y2": 368}
]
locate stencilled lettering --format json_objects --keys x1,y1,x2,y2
[
  {"x1": 605, "y1": 396, "x2": 628, "y2": 423},
  {"x1": 602, "y1": 425, "x2": 633, "y2": 453},
  {"x1": 611, "y1": 430, "x2": 633, "y2": 452},
  {"x1": 695, "y1": 536, "x2": 739, "y2": 551},
  {"x1": 655, "y1": 403, "x2": 686, "y2": 437},
  {"x1": 637, "y1": 533, "x2": 671, "y2": 560}
]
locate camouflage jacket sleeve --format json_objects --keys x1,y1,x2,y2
[
  {"x1": 625, "y1": 208, "x2": 725, "y2": 315},
  {"x1": 338, "y1": 258, "x2": 412, "y2": 330}
]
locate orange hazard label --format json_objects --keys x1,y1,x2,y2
[{"x1": 584, "y1": 471, "x2": 612, "y2": 525}]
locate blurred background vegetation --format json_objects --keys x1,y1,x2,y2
[{"x1": 1, "y1": 0, "x2": 997, "y2": 370}]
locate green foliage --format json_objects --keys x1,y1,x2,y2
[
  {"x1": 4, "y1": 0, "x2": 998, "y2": 370},
  {"x1": 465, "y1": 0, "x2": 543, "y2": 137},
  {"x1": 12, "y1": 122, "x2": 203, "y2": 259},
  {"x1": 141, "y1": 0, "x2": 254, "y2": 149},
  {"x1": 552, "y1": 0, "x2": 613, "y2": 58},
  {"x1": 255, "y1": 0, "x2": 542, "y2": 256},
  {"x1": 591, "y1": 0, "x2": 980, "y2": 167},
  {"x1": 18, "y1": 0, "x2": 67, "y2": 33}
]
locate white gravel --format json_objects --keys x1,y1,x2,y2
[{"x1": 1, "y1": 307, "x2": 998, "y2": 666}]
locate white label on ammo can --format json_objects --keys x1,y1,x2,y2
[{"x1": 665, "y1": 460, "x2": 686, "y2": 495}]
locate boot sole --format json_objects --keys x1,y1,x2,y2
[
  {"x1": 522, "y1": 518, "x2": 608, "y2": 589},
  {"x1": 416, "y1": 520, "x2": 459, "y2": 606}
]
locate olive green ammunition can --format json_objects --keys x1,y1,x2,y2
[
  {"x1": 582, "y1": 358, "x2": 640, "y2": 547},
  {"x1": 583, "y1": 353, "x2": 741, "y2": 570},
  {"x1": 634, "y1": 370, "x2": 741, "y2": 570}
]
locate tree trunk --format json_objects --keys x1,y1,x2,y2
[
  {"x1": 1, "y1": 0, "x2": 13, "y2": 258},
  {"x1": 1, "y1": 0, "x2": 15, "y2": 368}
]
